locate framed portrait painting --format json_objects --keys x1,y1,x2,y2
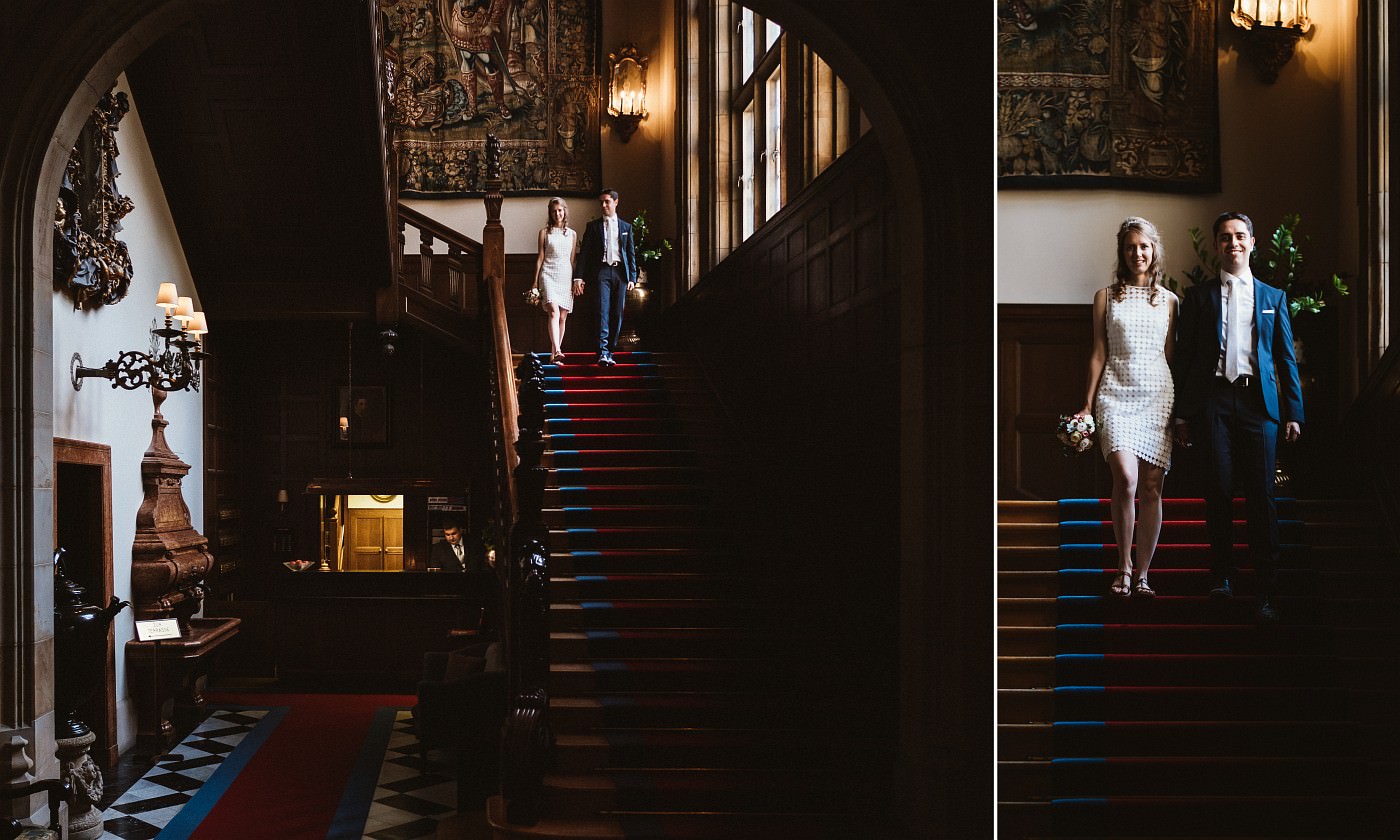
[{"x1": 335, "y1": 385, "x2": 390, "y2": 446}]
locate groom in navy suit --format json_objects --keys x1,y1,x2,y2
[
  {"x1": 1173, "y1": 211, "x2": 1304, "y2": 623},
  {"x1": 573, "y1": 188, "x2": 638, "y2": 367}
]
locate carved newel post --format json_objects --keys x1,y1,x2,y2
[
  {"x1": 126, "y1": 389, "x2": 239, "y2": 744},
  {"x1": 54, "y1": 550, "x2": 128, "y2": 840}
]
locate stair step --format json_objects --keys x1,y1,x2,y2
[
  {"x1": 550, "y1": 659, "x2": 800, "y2": 692},
  {"x1": 1052, "y1": 498, "x2": 1302, "y2": 519},
  {"x1": 1000, "y1": 755, "x2": 1366, "y2": 798},
  {"x1": 550, "y1": 693, "x2": 834, "y2": 729},
  {"x1": 551, "y1": 629, "x2": 795, "y2": 659},
  {"x1": 1058, "y1": 519, "x2": 1306, "y2": 543},
  {"x1": 996, "y1": 500, "x2": 1061, "y2": 524},
  {"x1": 998, "y1": 720, "x2": 1368, "y2": 759},
  {"x1": 548, "y1": 433, "x2": 695, "y2": 451},
  {"x1": 551, "y1": 526, "x2": 718, "y2": 551},
  {"x1": 549, "y1": 449, "x2": 701, "y2": 467},
  {"x1": 540, "y1": 768, "x2": 867, "y2": 814},
  {"x1": 1002, "y1": 623, "x2": 1352, "y2": 656},
  {"x1": 1000, "y1": 568, "x2": 1385, "y2": 598},
  {"x1": 552, "y1": 573, "x2": 747, "y2": 599},
  {"x1": 997, "y1": 653, "x2": 1360, "y2": 689},
  {"x1": 543, "y1": 388, "x2": 675, "y2": 404},
  {"x1": 486, "y1": 797, "x2": 860, "y2": 839},
  {"x1": 1000, "y1": 543, "x2": 1307, "y2": 571},
  {"x1": 998, "y1": 795, "x2": 1377, "y2": 838},
  {"x1": 547, "y1": 417, "x2": 688, "y2": 433},
  {"x1": 550, "y1": 549, "x2": 738, "y2": 575},
  {"x1": 547, "y1": 484, "x2": 709, "y2": 505},
  {"x1": 546, "y1": 402, "x2": 677, "y2": 418},
  {"x1": 552, "y1": 729, "x2": 875, "y2": 772},
  {"x1": 550, "y1": 599, "x2": 771, "y2": 630},
  {"x1": 551, "y1": 465, "x2": 710, "y2": 484},
  {"x1": 999, "y1": 685, "x2": 1365, "y2": 722},
  {"x1": 544, "y1": 506, "x2": 710, "y2": 528}
]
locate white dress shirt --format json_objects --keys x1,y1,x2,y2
[
  {"x1": 603, "y1": 216, "x2": 619, "y2": 265},
  {"x1": 1217, "y1": 269, "x2": 1256, "y2": 380}
]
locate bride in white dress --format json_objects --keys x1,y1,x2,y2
[
  {"x1": 533, "y1": 197, "x2": 579, "y2": 364},
  {"x1": 1079, "y1": 217, "x2": 1177, "y2": 600}
]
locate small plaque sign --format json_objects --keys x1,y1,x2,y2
[{"x1": 134, "y1": 618, "x2": 181, "y2": 642}]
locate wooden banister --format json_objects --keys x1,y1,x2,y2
[{"x1": 1344, "y1": 342, "x2": 1400, "y2": 544}]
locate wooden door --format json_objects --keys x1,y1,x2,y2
[{"x1": 346, "y1": 509, "x2": 404, "y2": 570}]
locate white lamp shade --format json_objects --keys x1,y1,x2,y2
[
  {"x1": 156, "y1": 282, "x2": 179, "y2": 310},
  {"x1": 173, "y1": 296, "x2": 194, "y2": 323},
  {"x1": 187, "y1": 311, "x2": 209, "y2": 335}
]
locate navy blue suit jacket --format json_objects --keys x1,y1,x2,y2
[
  {"x1": 1173, "y1": 277, "x2": 1304, "y2": 426},
  {"x1": 575, "y1": 216, "x2": 637, "y2": 286}
]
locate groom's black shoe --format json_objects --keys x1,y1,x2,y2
[{"x1": 1208, "y1": 577, "x2": 1233, "y2": 599}]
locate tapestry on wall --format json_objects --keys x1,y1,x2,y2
[
  {"x1": 380, "y1": 0, "x2": 601, "y2": 196},
  {"x1": 996, "y1": 0, "x2": 1219, "y2": 191}
]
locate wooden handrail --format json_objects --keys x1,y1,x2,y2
[{"x1": 1343, "y1": 342, "x2": 1400, "y2": 544}]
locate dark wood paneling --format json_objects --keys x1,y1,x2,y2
[
  {"x1": 666, "y1": 135, "x2": 900, "y2": 725},
  {"x1": 998, "y1": 303, "x2": 1109, "y2": 500},
  {"x1": 214, "y1": 320, "x2": 488, "y2": 602}
]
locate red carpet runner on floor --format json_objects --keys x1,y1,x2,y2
[{"x1": 191, "y1": 692, "x2": 413, "y2": 839}]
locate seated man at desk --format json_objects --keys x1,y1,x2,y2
[{"x1": 427, "y1": 518, "x2": 484, "y2": 573}]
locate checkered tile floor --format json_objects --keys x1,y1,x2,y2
[
  {"x1": 360, "y1": 711, "x2": 457, "y2": 840},
  {"x1": 98, "y1": 708, "x2": 269, "y2": 840},
  {"x1": 96, "y1": 708, "x2": 457, "y2": 840}
]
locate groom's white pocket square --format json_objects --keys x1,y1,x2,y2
[{"x1": 1263, "y1": 309, "x2": 1275, "y2": 314}]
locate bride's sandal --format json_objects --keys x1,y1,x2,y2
[
  {"x1": 1132, "y1": 577, "x2": 1156, "y2": 599},
  {"x1": 1109, "y1": 571, "x2": 1132, "y2": 598}
]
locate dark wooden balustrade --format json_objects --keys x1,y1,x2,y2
[
  {"x1": 499, "y1": 353, "x2": 552, "y2": 824},
  {"x1": 1343, "y1": 343, "x2": 1400, "y2": 542},
  {"x1": 379, "y1": 204, "x2": 484, "y2": 346}
]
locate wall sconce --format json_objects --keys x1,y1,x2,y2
[
  {"x1": 1231, "y1": 0, "x2": 1313, "y2": 83},
  {"x1": 276, "y1": 489, "x2": 290, "y2": 513},
  {"x1": 607, "y1": 44, "x2": 649, "y2": 142},
  {"x1": 71, "y1": 281, "x2": 208, "y2": 392}
]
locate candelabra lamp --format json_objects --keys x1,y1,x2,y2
[
  {"x1": 71, "y1": 282, "x2": 209, "y2": 392},
  {"x1": 1230, "y1": 0, "x2": 1313, "y2": 83},
  {"x1": 607, "y1": 44, "x2": 649, "y2": 142}
]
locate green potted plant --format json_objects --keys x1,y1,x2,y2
[{"x1": 631, "y1": 209, "x2": 672, "y2": 285}]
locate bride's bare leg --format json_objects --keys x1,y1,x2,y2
[{"x1": 1107, "y1": 450, "x2": 1139, "y2": 594}]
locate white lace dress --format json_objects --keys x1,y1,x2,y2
[
  {"x1": 1094, "y1": 284, "x2": 1175, "y2": 470},
  {"x1": 538, "y1": 227, "x2": 575, "y2": 312}
]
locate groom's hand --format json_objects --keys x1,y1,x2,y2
[
  {"x1": 1173, "y1": 420, "x2": 1191, "y2": 448},
  {"x1": 1283, "y1": 421, "x2": 1301, "y2": 442}
]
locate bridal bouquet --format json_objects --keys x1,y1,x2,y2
[
  {"x1": 524, "y1": 287, "x2": 541, "y2": 306},
  {"x1": 1056, "y1": 413, "x2": 1097, "y2": 457}
]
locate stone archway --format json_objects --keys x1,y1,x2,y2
[{"x1": 0, "y1": 0, "x2": 195, "y2": 788}]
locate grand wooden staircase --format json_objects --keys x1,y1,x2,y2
[
  {"x1": 487, "y1": 350, "x2": 882, "y2": 838},
  {"x1": 998, "y1": 496, "x2": 1400, "y2": 838}
]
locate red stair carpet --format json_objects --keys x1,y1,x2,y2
[
  {"x1": 490, "y1": 350, "x2": 881, "y2": 838},
  {"x1": 190, "y1": 692, "x2": 412, "y2": 839},
  {"x1": 998, "y1": 497, "x2": 1399, "y2": 839}
]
